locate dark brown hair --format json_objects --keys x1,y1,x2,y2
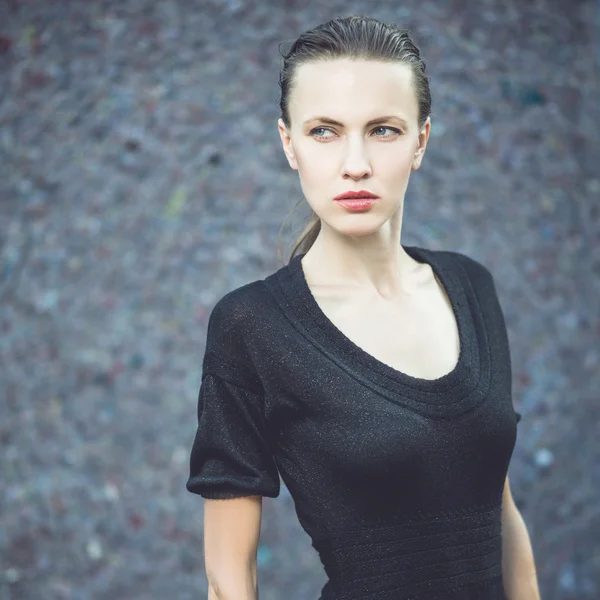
[{"x1": 276, "y1": 14, "x2": 432, "y2": 266}]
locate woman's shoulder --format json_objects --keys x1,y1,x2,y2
[
  {"x1": 206, "y1": 278, "x2": 272, "y2": 340},
  {"x1": 201, "y1": 279, "x2": 273, "y2": 382},
  {"x1": 212, "y1": 278, "x2": 268, "y2": 316},
  {"x1": 437, "y1": 248, "x2": 494, "y2": 281}
]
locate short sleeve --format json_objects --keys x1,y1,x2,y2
[{"x1": 186, "y1": 368, "x2": 281, "y2": 499}]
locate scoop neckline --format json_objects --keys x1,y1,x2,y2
[{"x1": 284, "y1": 244, "x2": 479, "y2": 395}]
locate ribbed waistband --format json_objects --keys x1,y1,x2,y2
[{"x1": 313, "y1": 503, "x2": 506, "y2": 600}]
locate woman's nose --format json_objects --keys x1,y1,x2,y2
[{"x1": 341, "y1": 141, "x2": 372, "y2": 178}]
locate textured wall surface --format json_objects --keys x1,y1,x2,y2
[{"x1": 0, "y1": 1, "x2": 598, "y2": 599}]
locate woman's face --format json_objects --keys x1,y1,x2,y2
[{"x1": 278, "y1": 59, "x2": 430, "y2": 237}]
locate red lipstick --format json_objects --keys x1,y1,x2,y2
[
  {"x1": 333, "y1": 190, "x2": 379, "y2": 200},
  {"x1": 333, "y1": 190, "x2": 379, "y2": 212}
]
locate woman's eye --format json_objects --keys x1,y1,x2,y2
[
  {"x1": 311, "y1": 127, "x2": 332, "y2": 138},
  {"x1": 374, "y1": 126, "x2": 398, "y2": 136},
  {"x1": 310, "y1": 126, "x2": 400, "y2": 139}
]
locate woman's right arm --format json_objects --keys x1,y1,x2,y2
[{"x1": 204, "y1": 495, "x2": 264, "y2": 600}]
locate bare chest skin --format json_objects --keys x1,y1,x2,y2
[{"x1": 306, "y1": 267, "x2": 461, "y2": 380}]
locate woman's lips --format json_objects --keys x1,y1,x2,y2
[
  {"x1": 333, "y1": 198, "x2": 378, "y2": 211},
  {"x1": 333, "y1": 190, "x2": 379, "y2": 200}
]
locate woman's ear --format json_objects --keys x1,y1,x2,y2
[
  {"x1": 412, "y1": 116, "x2": 431, "y2": 171},
  {"x1": 278, "y1": 118, "x2": 298, "y2": 170}
]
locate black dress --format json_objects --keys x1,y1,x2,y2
[{"x1": 186, "y1": 245, "x2": 522, "y2": 599}]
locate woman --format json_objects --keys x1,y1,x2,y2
[{"x1": 186, "y1": 14, "x2": 540, "y2": 600}]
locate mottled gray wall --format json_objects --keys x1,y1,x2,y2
[{"x1": 0, "y1": 1, "x2": 598, "y2": 599}]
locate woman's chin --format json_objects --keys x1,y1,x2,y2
[{"x1": 328, "y1": 218, "x2": 387, "y2": 237}]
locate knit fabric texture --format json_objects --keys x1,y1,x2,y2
[{"x1": 186, "y1": 245, "x2": 522, "y2": 599}]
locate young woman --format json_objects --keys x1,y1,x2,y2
[{"x1": 186, "y1": 14, "x2": 540, "y2": 600}]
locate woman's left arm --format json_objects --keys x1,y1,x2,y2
[{"x1": 501, "y1": 475, "x2": 541, "y2": 600}]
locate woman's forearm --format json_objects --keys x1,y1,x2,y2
[
  {"x1": 207, "y1": 566, "x2": 258, "y2": 600},
  {"x1": 502, "y1": 504, "x2": 541, "y2": 600},
  {"x1": 208, "y1": 582, "x2": 257, "y2": 600}
]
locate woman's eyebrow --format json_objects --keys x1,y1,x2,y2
[{"x1": 303, "y1": 116, "x2": 408, "y2": 128}]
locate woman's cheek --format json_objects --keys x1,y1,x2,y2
[{"x1": 298, "y1": 152, "x2": 334, "y2": 187}]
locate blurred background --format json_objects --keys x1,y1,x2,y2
[{"x1": 1, "y1": 0, "x2": 598, "y2": 599}]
